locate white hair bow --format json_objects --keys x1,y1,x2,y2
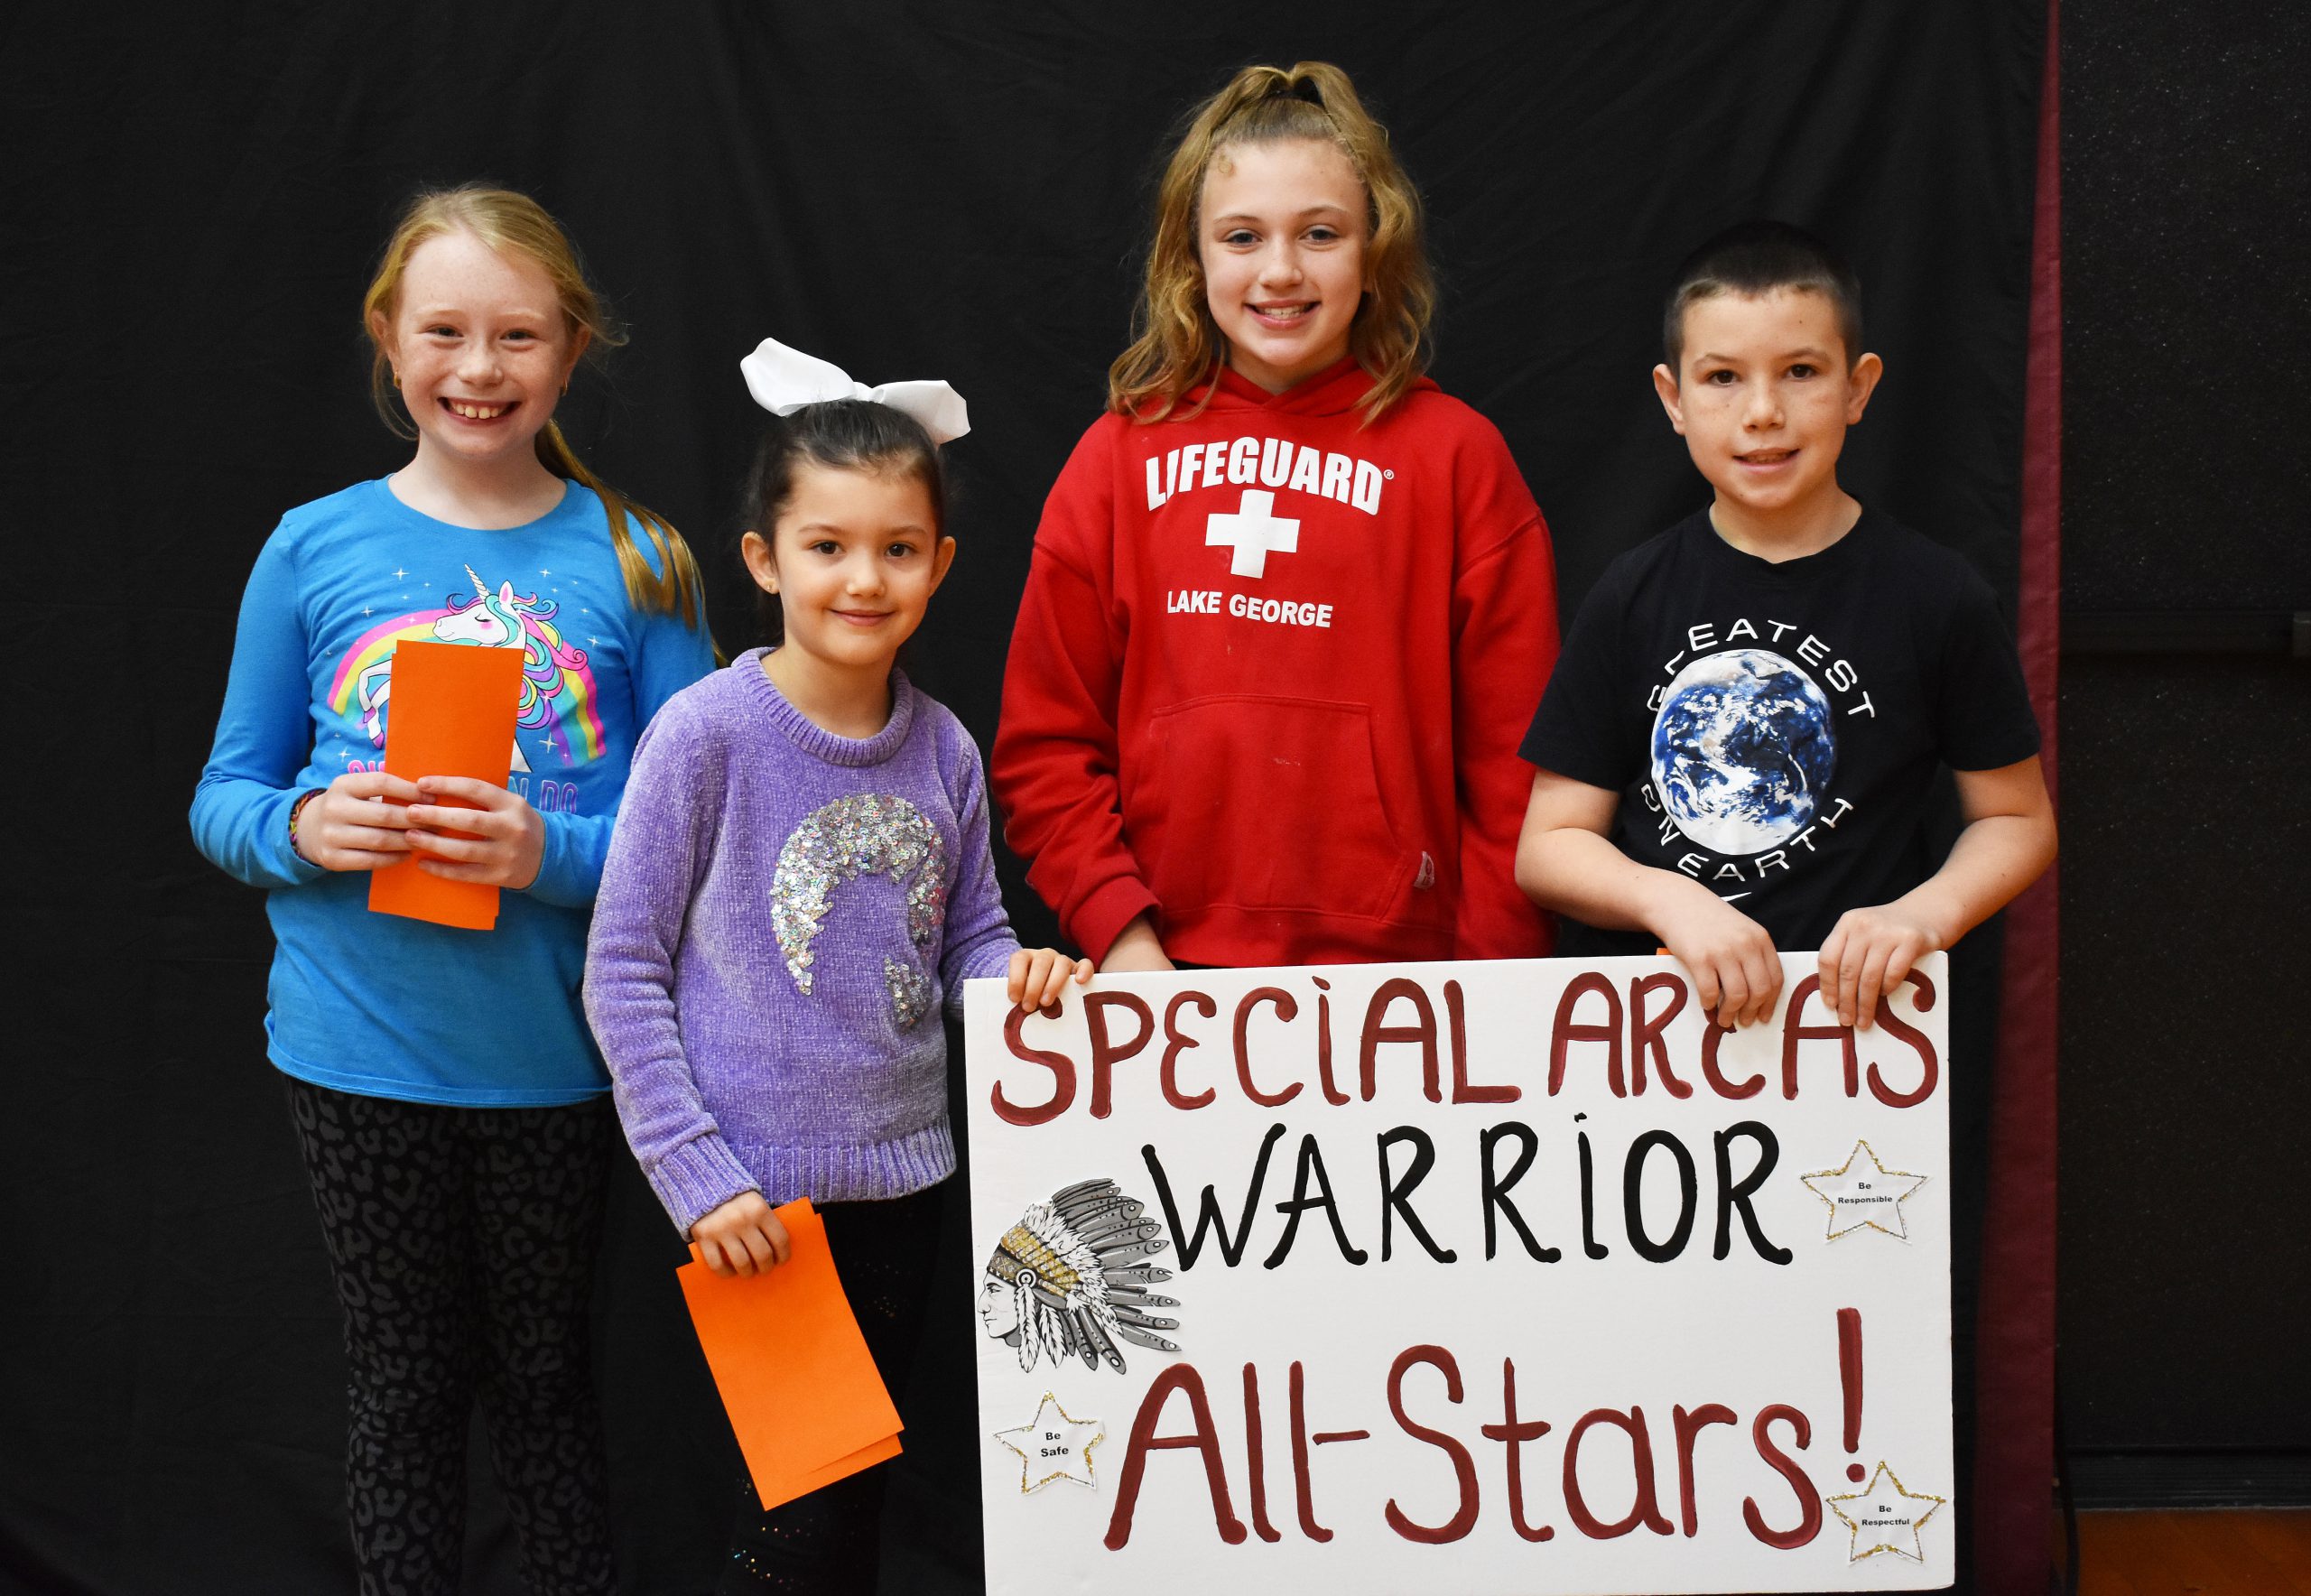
[{"x1": 739, "y1": 337, "x2": 970, "y2": 445}]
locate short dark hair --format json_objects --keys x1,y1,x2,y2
[
  {"x1": 1662, "y1": 220, "x2": 1863, "y2": 371},
  {"x1": 740, "y1": 399, "x2": 947, "y2": 645}
]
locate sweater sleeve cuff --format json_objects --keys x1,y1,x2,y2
[
  {"x1": 649, "y1": 1133, "x2": 761, "y2": 1239},
  {"x1": 945, "y1": 936, "x2": 1025, "y2": 1019},
  {"x1": 960, "y1": 936, "x2": 1021, "y2": 985},
  {"x1": 1073, "y1": 877, "x2": 1161, "y2": 964}
]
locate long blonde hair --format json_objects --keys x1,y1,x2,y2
[
  {"x1": 1108, "y1": 62, "x2": 1436, "y2": 426},
  {"x1": 361, "y1": 186, "x2": 706, "y2": 627}
]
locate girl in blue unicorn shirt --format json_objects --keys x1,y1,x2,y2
[{"x1": 190, "y1": 185, "x2": 714, "y2": 1594}]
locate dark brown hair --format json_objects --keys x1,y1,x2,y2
[{"x1": 1663, "y1": 219, "x2": 1865, "y2": 373}]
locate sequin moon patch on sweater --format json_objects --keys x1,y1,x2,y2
[{"x1": 772, "y1": 793, "x2": 948, "y2": 1026}]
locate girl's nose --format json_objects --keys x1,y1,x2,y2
[
  {"x1": 457, "y1": 343, "x2": 502, "y2": 383},
  {"x1": 1258, "y1": 241, "x2": 1304, "y2": 286}
]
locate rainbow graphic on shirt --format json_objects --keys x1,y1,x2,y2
[{"x1": 326, "y1": 566, "x2": 605, "y2": 768}]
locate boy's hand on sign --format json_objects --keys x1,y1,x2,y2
[
  {"x1": 1818, "y1": 904, "x2": 1942, "y2": 1031},
  {"x1": 1007, "y1": 947, "x2": 1094, "y2": 1013},
  {"x1": 299, "y1": 770, "x2": 424, "y2": 871},
  {"x1": 693, "y1": 1192, "x2": 792, "y2": 1278},
  {"x1": 1655, "y1": 883, "x2": 1783, "y2": 1028},
  {"x1": 404, "y1": 775, "x2": 546, "y2": 889}
]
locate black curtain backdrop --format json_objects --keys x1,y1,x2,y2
[{"x1": 4, "y1": 5, "x2": 2046, "y2": 1591}]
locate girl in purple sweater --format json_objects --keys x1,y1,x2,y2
[{"x1": 583, "y1": 340, "x2": 1085, "y2": 1591}]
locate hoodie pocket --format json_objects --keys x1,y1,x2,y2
[{"x1": 1134, "y1": 695, "x2": 1415, "y2": 922}]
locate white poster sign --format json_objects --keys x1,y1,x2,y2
[{"x1": 964, "y1": 953, "x2": 1953, "y2": 1591}]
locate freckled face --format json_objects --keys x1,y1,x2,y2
[
  {"x1": 374, "y1": 230, "x2": 584, "y2": 472},
  {"x1": 1656, "y1": 288, "x2": 1879, "y2": 522},
  {"x1": 1199, "y1": 137, "x2": 1369, "y2": 394}
]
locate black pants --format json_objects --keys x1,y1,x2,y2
[
  {"x1": 286, "y1": 1075, "x2": 617, "y2": 1596},
  {"x1": 719, "y1": 1184, "x2": 944, "y2": 1594}
]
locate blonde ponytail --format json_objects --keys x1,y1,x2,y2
[{"x1": 533, "y1": 421, "x2": 706, "y2": 629}]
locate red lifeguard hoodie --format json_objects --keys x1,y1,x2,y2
[{"x1": 992, "y1": 358, "x2": 1557, "y2": 967}]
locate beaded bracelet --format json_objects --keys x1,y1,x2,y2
[{"x1": 288, "y1": 789, "x2": 323, "y2": 864}]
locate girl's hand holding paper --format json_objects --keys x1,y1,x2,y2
[
  {"x1": 298, "y1": 770, "x2": 423, "y2": 871},
  {"x1": 405, "y1": 775, "x2": 545, "y2": 888},
  {"x1": 678, "y1": 1198, "x2": 904, "y2": 1513},
  {"x1": 692, "y1": 1191, "x2": 794, "y2": 1277},
  {"x1": 367, "y1": 638, "x2": 525, "y2": 928}
]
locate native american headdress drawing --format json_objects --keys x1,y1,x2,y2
[{"x1": 977, "y1": 1177, "x2": 1183, "y2": 1376}]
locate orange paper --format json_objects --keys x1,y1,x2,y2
[
  {"x1": 367, "y1": 640, "x2": 524, "y2": 930},
  {"x1": 676, "y1": 1199, "x2": 905, "y2": 1511}
]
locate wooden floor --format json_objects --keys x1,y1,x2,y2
[{"x1": 2077, "y1": 1510, "x2": 2311, "y2": 1595}]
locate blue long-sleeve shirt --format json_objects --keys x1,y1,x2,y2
[{"x1": 191, "y1": 477, "x2": 715, "y2": 1105}]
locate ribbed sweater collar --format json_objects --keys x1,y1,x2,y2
[{"x1": 738, "y1": 648, "x2": 916, "y2": 767}]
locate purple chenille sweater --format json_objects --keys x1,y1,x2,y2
[{"x1": 584, "y1": 651, "x2": 1019, "y2": 1235}]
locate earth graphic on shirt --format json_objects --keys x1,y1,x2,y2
[{"x1": 1649, "y1": 648, "x2": 1837, "y2": 855}]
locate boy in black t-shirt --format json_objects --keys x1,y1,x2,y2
[{"x1": 1517, "y1": 221, "x2": 2056, "y2": 1031}]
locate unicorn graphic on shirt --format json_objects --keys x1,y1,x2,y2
[{"x1": 327, "y1": 566, "x2": 605, "y2": 774}]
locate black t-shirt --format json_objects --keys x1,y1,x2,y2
[{"x1": 1522, "y1": 507, "x2": 2040, "y2": 954}]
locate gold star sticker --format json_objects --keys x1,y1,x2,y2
[
  {"x1": 1827, "y1": 1461, "x2": 1946, "y2": 1561},
  {"x1": 1801, "y1": 1139, "x2": 1929, "y2": 1240},
  {"x1": 993, "y1": 1393, "x2": 1105, "y2": 1494}
]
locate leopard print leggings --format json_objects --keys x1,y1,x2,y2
[{"x1": 287, "y1": 1075, "x2": 617, "y2": 1596}]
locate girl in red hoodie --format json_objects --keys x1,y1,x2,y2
[{"x1": 993, "y1": 60, "x2": 1558, "y2": 970}]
